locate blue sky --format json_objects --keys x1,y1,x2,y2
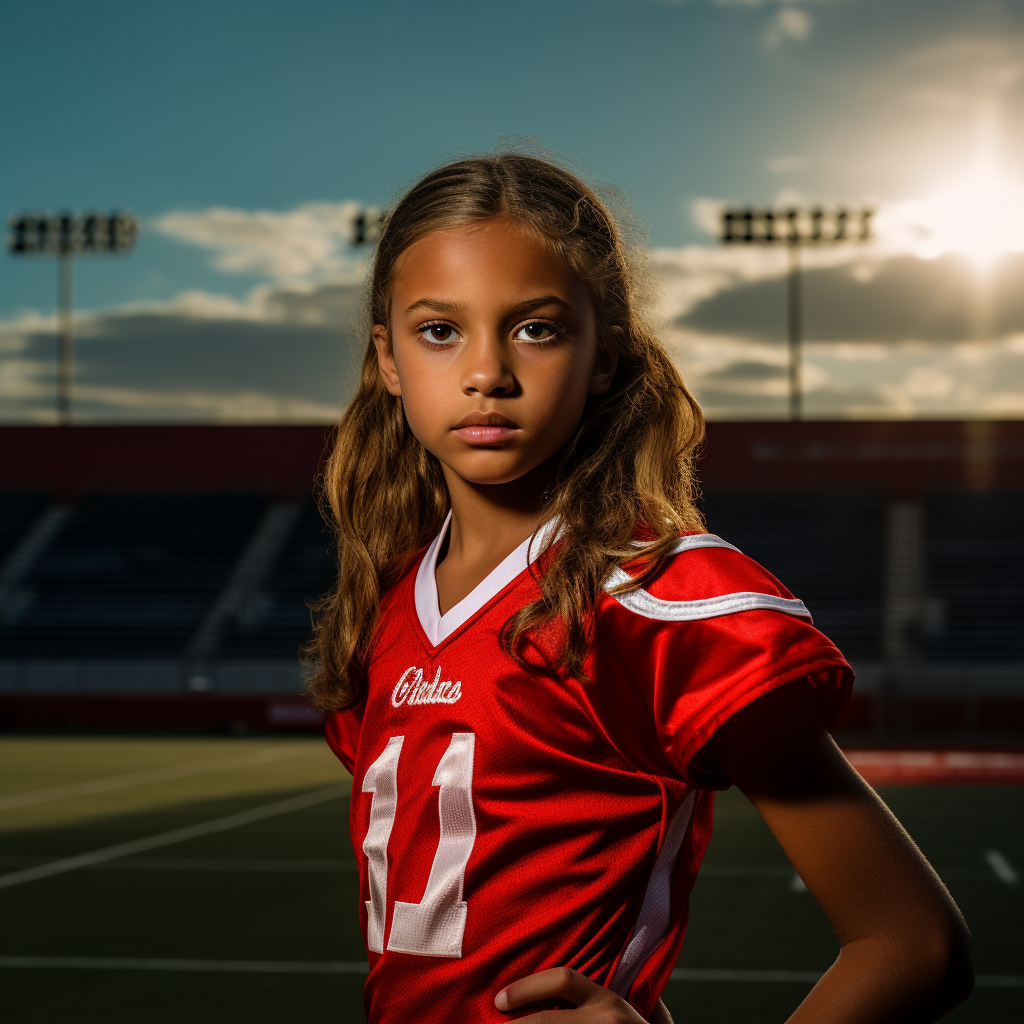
[{"x1": 2, "y1": 0, "x2": 1023, "y2": 421}]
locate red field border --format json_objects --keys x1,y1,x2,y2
[{"x1": 845, "y1": 749, "x2": 1024, "y2": 786}]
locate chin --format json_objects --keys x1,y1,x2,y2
[
  {"x1": 462, "y1": 470, "x2": 532, "y2": 487},
  {"x1": 447, "y1": 458, "x2": 537, "y2": 487}
]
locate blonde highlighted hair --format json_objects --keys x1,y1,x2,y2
[{"x1": 307, "y1": 153, "x2": 705, "y2": 712}]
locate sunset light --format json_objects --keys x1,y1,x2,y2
[{"x1": 881, "y1": 157, "x2": 1024, "y2": 268}]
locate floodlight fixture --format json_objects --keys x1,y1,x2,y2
[
  {"x1": 351, "y1": 206, "x2": 382, "y2": 246},
  {"x1": 7, "y1": 210, "x2": 139, "y2": 425},
  {"x1": 720, "y1": 205, "x2": 873, "y2": 420}
]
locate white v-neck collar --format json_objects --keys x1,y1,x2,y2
[{"x1": 414, "y1": 511, "x2": 558, "y2": 647}]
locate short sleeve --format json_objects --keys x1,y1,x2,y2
[
  {"x1": 325, "y1": 708, "x2": 362, "y2": 775},
  {"x1": 599, "y1": 541, "x2": 853, "y2": 783}
]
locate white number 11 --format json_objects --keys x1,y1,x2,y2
[{"x1": 361, "y1": 732, "x2": 477, "y2": 958}]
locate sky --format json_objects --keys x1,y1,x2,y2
[{"x1": 2, "y1": 0, "x2": 1023, "y2": 423}]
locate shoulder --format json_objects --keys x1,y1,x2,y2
[
  {"x1": 602, "y1": 533, "x2": 812, "y2": 625},
  {"x1": 592, "y1": 534, "x2": 853, "y2": 778}
]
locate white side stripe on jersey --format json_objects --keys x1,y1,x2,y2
[
  {"x1": 605, "y1": 571, "x2": 813, "y2": 623},
  {"x1": 610, "y1": 790, "x2": 697, "y2": 999}
]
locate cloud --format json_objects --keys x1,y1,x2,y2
[
  {"x1": 651, "y1": 208, "x2": 1024, "y2": 417},
  {"x1": 764, "y1": 6, "x2": 812, "y2": 47},
  {"x1": 651, "y1": 236, "x2": 878, "y2": 324},
  {"x1": 672, "y1": 328, "x2": 1024, "y2": 420},
  {"x1": 711, "y1": 0, "x2": 832, "y2": 47},
  {"x1": 665, "y1": 249, "x2": 1024, "y2": 419},
  {"x1": 0, "y1": 281, "x2": 365, "y2": 424},
  {"x1": 711, "y1": 0, "x2": 832, "y2": 6},
  {"x1": 675, "y1": 252, "x2": 1024, "y2": 341},
  {"x1": 690, "y1": 198, "x2": 726, "y2": 237},
  {"x1": 152, "y1": 202, "x2": 374, "y2": 284}
]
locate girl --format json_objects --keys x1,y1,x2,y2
[{"x1": 310, "y1": 154, "x2": 973, "y2": 1023}]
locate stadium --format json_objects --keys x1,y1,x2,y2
[{"x1": 1, "y1": 419, "x2": 1021, "y2": 1022}]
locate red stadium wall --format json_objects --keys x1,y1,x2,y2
[
  {"x1": 2, "y1": 419, "x2": 1022, "y2": 496},
  {"x1": 697, "y1": 420, "x2": 1024, "y2": 495},
  {"x1": 0, "y1": 424, "x2": 334, "y2": 498}
]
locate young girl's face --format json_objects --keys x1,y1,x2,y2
[{"x1": 373, "y1": 217, "x2": 617, "y2": 488}]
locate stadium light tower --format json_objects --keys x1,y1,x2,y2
[
  {"x1": 721, "y1": 206, "x2": 873, "y2": 420},
  {"x1": 7, "y1": 210, "x2": 139, "y2": 425}
]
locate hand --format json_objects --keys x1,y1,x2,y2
[{"x1": 495, "y1": 967, "x2": 674, "y2": 1022}]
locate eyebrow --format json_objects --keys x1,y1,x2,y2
[{"x1": 403, "y1": 294, "x2": 573, "y2": 318}]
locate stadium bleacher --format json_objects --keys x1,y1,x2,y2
[
  {"x1": 0, "y1": 421, "x2": 1020, "y2": 739},
  {"x1": 702, "y1": 491, "x2": 885, "y2": 660},
  {"x1": 219, "y1": 500, "x2": 336, "y2": 658},
  {"x1": 0, "y1": 494, "x2": 270, "y2": 659},
  {"x1": 0, "y1": 493, "x2": 47, "y2": 563},
  {"x1": 924, "y1": 490, "x2": 1024, "y2": 663}
]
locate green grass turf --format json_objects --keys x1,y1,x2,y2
[{"x1": 0, "y1": 738, "x2": 1020, "y2": 1023}]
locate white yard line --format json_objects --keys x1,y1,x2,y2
[
  {"x1": 0, "y1": 856, "x2": 999, "y2": 881},
  {"x1": 0, "y1": 956, "x2": 368, "y2": 974},
  {"x1": 0, "y1": 855, "x2": 357, "y2": 873},
  {"x1": 669, "y1": 968, "x2": 1023, "y2": 988},
  {"x1": 0, "y1": 784, "x2": 348, "y2": 891},
  {"x1": 0, "y1": 746, "x2": 323, "y2": 812},
  {"x1": 699, "y1": 864, "x2": 995, "y2": 882},
  {"x1": 0, "y1": 958, "x2": 1018, "y2": 987},
  {"x1": 983, "y1": 849, "x2": 1019, "y2": 885}
]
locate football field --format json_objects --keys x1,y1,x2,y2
[{"x1": 0, "y1": 738, "x2": 1020, "y2": 1023}]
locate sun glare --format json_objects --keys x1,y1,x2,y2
[{"x1": 880, "y1": 158, "x2": 1024, "y2": 269}]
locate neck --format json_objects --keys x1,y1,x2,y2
[{"x1": 440, "y1": 456, "x2": 557, "y2": 565}]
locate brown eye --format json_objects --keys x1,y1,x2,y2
[
  {"x1": 514, "y1": 321, "x2": 558, "y2": 343},
  {"x1": 419, "y1": 323, "x2": 459, "y2": 345}
]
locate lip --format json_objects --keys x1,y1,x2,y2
[{"x1": 452, "y1": 411, "x2": 520, "y2": 444}]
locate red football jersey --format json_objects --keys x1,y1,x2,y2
[{"x1": 326, "y1": 522, "x2": 852, "y2": 1022}]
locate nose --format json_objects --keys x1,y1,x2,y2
[{"x1": 461, "y1": 334, "x2": 516, "y2": 397}]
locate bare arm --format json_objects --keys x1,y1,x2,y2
[
  {"x1": 698, "y1": 679, "x2": 974, "y2": 1022},
  {"x1": 497, "y1": 678, "x2": 972, "y2": 1022}
]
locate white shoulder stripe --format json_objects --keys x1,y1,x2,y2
[
  {"x1": 603, "y1": 568, "x2": 813, "y2": 624},
  {"x1": 631, "y1": 533, "x2": 741, "y2": 557},
  {"x1": 668, "y1": 533, "x2": 741, "y2": 556}
]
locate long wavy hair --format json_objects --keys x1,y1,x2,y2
[{"x1": 307, "y1": 153, "x2": 705, "y2": 712}]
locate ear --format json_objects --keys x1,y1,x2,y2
[
  {"x1": 588, "y1": 336, "x2": 620, "y2": 396},
  {"x1": 372, "y1": 324, "x2": 402, "y2": 396}
]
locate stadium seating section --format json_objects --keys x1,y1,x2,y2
[
  {"x1": 0, "y1": 493, "x2": 47, "y2": 564},
  {"x1": 0, "y1": 488, "x2": 1021, "y2": 665},
  {"x1": 219, "y1": 502, "x2": 337, "y2": 658},
  {"x1": 925, "y1": 491, "x2": 1024, "y2": 662},
  {"x1": 702, "y1": 491, "x2": 885, "y2": 660},
  {"x1": 0, "y1": 494, "x2": 269, "y2": 657}
]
